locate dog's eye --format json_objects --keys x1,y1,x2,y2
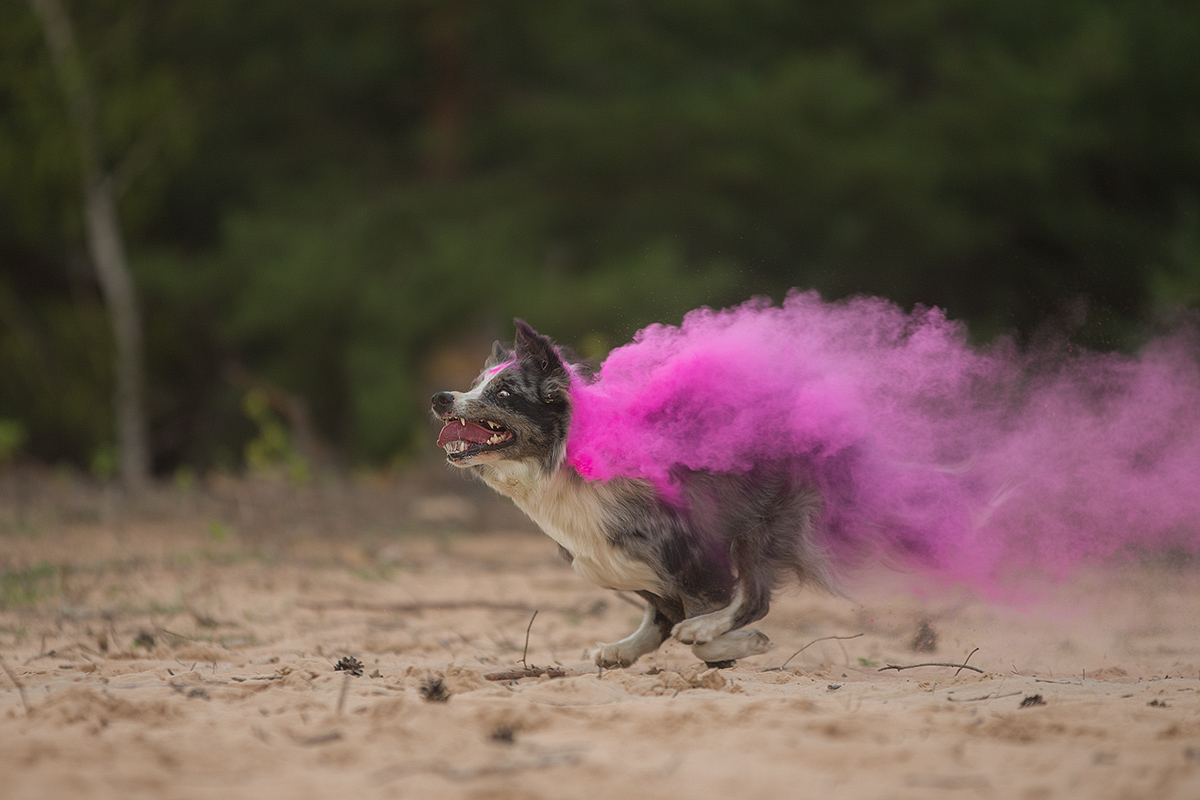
[{"x1": 497, "y1": 390, "x2": 510, "y2": 399}]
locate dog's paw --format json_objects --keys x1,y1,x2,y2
[
  {"x1": 593, "y1": 641, "x2": 638, "y2": 669},
  {"x1": 691, "y1": 629, "x2": 773, "y2": 663},
  {"x1": 672, "y1": 615, "x2": 729, "y2": 645}
]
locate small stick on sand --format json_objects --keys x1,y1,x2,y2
[
  {"x1": 0, "y1": 655, "x2": 29, "y2": 716},
  {"x1": 520, "y1": 610, "x2": 538, "y2": 670},
  {"x1": 955, "y1": 648, "x2": 981, "y2": 676},
  {"x1": 947, "y1": 691, "x2": 1023, "y2": 703},
  {"x1": 879, "y1": 648, "x2": 984, "y2": 675},
  {"x1": 768, "y1": 633, "x2": 865, "y2": 671},
  {"x1": 484, "y1": 667, "x2": 566, "y2": 681}
]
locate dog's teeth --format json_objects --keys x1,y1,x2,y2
[{"x1": 460, "y1": 418, "x2": 466, "y2": 426}]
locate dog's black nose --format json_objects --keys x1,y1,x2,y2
[{"x1": 431, "y1": 392, "x2": 455, "y2": 414}]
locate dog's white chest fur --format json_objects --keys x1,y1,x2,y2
[{"x1": 482, "y1": 462, "x2": 664, "y2": 594}]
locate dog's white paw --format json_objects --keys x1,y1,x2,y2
[
  {"x1": 691, "y1": 629, "x2": 773, "y2": 663},
  {"x1": 592, "y1": 606, "x2": 666, "y2": 668},
  {"x1": 672, "y1": 615, "x2": 730, "y2": 645},
  {"x1": 593, "y1": 641, "x2": 639, "y2": 669}
]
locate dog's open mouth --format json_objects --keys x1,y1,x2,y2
[{"x1": 436, "y1": 417, "x2": 513, "y2": 460}]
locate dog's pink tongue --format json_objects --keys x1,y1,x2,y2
[{"x1": 437, "y1": 421, "x2": 494, "y2": 446}]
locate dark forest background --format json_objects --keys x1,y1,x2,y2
[{"x1": 2, "y1": 0, "x2": 1199, "y2": 479}]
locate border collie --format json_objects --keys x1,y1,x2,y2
[{"x1": 432, "y1": 320, "x2": 831, "y2": 668}]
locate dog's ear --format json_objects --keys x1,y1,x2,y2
[
  {"x1": 513, "y1": 319, "x2": 559, "y2": 371},
  {"x1": 485, "y1": 340, "x2": 511, "y2": 369},
  {"x1": 514, "y1": 319, "x2": 570, "y2": 402}
]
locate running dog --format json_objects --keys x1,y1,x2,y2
[{"x1": 432, "y1": 321, "x2": 831, "y2": 668}]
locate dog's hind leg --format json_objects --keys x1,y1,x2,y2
[
  {"x1": 671, "y1": 584, "x2": 752, "y2": 645},
  {"x1": 594, "y1": 604, "x2": 672, "y2": 668},
  {"x1": 691, "y1": 628, "x2": 773, "y2": 665},
  {"x1": 671, "y1": 578, "x2": 774, "y2": 646}
]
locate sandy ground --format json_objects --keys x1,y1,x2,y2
[{"x1": 2, "y1": 487, "x2": 1199, "y2": 800}]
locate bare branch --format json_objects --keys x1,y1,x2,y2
[
  {"x1": 767, "y1": 633, "x2": 865, "y2": 671},
  {"x1": 484, "y1": 667, "x2": 566, "y2": 681},
  {"x1": 879, "y1": 648, "x2": 985, "y2": 675},
  {"x1": 520, "y1": 610, "x2": 538, "y2": 669},
  {"x1": 28, "y1": 0, "x2": 99, "y2": 176}
]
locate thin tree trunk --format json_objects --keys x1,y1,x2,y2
[
  {"x1": 29, "y1": 0, "x2": 151, "y2": 489},
  {"x1": 85, "y1": 176, "x2": 151, "y2": 487}
]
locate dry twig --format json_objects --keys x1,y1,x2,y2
[
  {"x1": 520, "y1": 610, "x2": 538, "y2": 669},
  {"x1": 297, "y1": 731, "x2": 343, "y2": 746},
  {"x1": 767, "y1": 633, "x2": 865, "y2": 671},
  {"x1": 485, "y1": 667, "x2": 567, "y2": 682},
  {"x1": 879, "y1": 647, "x2": 984, "y2": 675},
  {"x1": 947, "y1": 691, "x2": 1022, "y2": 703}
]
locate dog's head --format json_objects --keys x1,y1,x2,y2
[{"x1": 432, "y1": 320, "x2": 574, "y2": 471}]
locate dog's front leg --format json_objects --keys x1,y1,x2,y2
[{"x1": 594, "y1": 605, "x2": 669, "y2": 668}]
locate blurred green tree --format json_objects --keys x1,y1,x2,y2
[
  {"x1": 2, "y1": 0, "x2": 190, "y2": 476},
  {"x1": 1, "y1": 0, "x2": 1198, "y2": 472}
]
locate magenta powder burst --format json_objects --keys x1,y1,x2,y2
[{"x1": 566, "y1": 292, "x2": 1200, "y2": 588}]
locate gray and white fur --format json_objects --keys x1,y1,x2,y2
[{"x1": 432, "y1": 320, "x2": 832, "y2": 668}]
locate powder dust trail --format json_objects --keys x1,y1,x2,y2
[{"x1": 565, "y1": 291, "x2": 1200, "y2": 589}]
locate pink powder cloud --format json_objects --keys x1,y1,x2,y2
[{"x1": 566, "y1": 292, "x2": 1200, "y2": 590}]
